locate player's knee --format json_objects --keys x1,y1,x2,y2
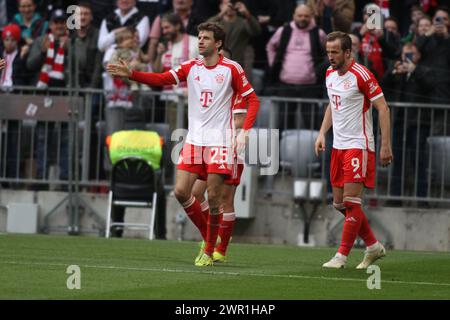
[
  {"x1": 192, "y1": 189, "x2": 205, "y2": 202},
  {"x1": 220, "y1": 192, "x2": 233, "y2": 210},
  {"x1": 206, "y1": 187, "x2": 220, "y2": 207},
  {"x1": 174, "y1": 187, "x2": 190, "y2": 204}
]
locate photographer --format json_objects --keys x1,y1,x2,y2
[
  {"x1": 416, "y1": 6, "x2": 450, "y2": 105},
  {"x1": 208, "y1": 0, "x2": 260, "y2": 72},
  {"x1": 381, "y1": 42, "x2": 431, "y2": 204}
]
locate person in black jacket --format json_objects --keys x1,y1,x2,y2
[
  {"x1": 0, "y1": 24, "x2": 27, "y2": 181},
  {"x1": 415, "y1": 6, "x2": 450, "y2": 105},
  {"x1": 265, "y1": 4, "x2": 328, "y2": 130},
  {"x1": 381, "y1": 42, "x2": 431, "y2": 205}
]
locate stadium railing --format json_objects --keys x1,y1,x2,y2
[
  {"x1": 259, "y1": 96, "x2": 450, "y2": 206},
  {"x1": 1, "y1": 86, "x2": 450, "y2": 205}
]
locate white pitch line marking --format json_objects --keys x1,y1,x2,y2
[{"x1": 2, "y1": 260, "x2": 450, "y2": 287}]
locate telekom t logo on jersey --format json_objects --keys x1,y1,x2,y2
[
  {"x1": 200, "y1": 90, "x2": 213, "y2": 107},
  {"x1": 332, "y1": 94, "x2": 341, "y2": 110}
]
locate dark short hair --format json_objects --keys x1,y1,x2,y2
[
  {"x1": 435, "y1": 6, "x2": 450, "y2": 17},
  {"x1": 197, "y1": 22, "x2": 226, "y2": 50},
  {"x1": 384, "y1": 16, "x2": 398, "y2": 25},
  {"x1": 78, "y1": 1, "x2": 92, "y2": 10},
  {"x1": 326, "y1": 31, "x2": 352, "y2": 52},
  {"x1": 410, "y1": 5, "x2": 423, "y2": 13},
  {"x1": 161, "y1": 12, "x2": 185, "y2": 33},
  {"x1": 419, "y1": 15, "x2": 432, "y2": 23}
]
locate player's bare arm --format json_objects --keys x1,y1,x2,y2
[
  {"x1": 315, "y1": 103, "x2": 332, "y2": 156},
  {"x1": 106, "y1": 58, "x2": 132, "y2": 78},
  {"x1": 234, "y1": 113, "x2": 246, "y2": 130},
  {"x1": 372, "y1": 96, "x2": 393, "y2": 167},
  {"x1": 234, "y1": 113, "x2": 247, "y2": 154}
]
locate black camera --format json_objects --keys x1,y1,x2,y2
[
  {"x1": 404, "y1": 52, "x2": 413, "y2": 62},
  {"x1": 435, "y1": 16, "x2": 444, "y2": 24}
]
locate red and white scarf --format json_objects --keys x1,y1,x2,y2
[
  {"x1": 107, "y1": 76, "x2": 133, "y2": 108},
  {"x1": 37, "y1": 33, "x2": 65, "y2": 88}
]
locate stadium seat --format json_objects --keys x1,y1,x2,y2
[
  {"x1": 106, "y1": 156, "x2": 158, "y2": 239},
  {"x1": 280, "y1": 129, "x2": 321, "y2": 178},
  {"x1": 427, "y1": 136, "x2": 450, "y2": 185}
]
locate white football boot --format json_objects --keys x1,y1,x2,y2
[
  {"x1": 322, "y1": 252, "x2": 347, "y2": 269},
  {"x1": 356, "y1": 242, "x2": 386, "y2": 269}
]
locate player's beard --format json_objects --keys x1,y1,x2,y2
[
  {"x1": 200, "y1": 47, "x2": 214, "y2": 58},
  {"x1": 332, "y1": 60, "x2": 345, "y2": 70}
]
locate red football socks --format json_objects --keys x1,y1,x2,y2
[
  {"x1": 182, "y1": 195, "x2": 207, "y2": 241},
  {"x1": 205, "y1": 213, "x2": 222, "y2": 256},
  {"x1": 216, "y1": 211, "x2": 235, "y2": 255},
  {"x1": 338, "y1": 198, "x2": 364, "y2": 256}
]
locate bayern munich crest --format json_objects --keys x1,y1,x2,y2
[
  {"x1": 215, "y1": 74, "x2": 224, "y2": 84},
  {"x1": 344, "y1": 79, "x2": 352, "y2": 90}
]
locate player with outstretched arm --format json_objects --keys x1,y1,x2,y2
[{"x1": 107, "y1": 22, "x2": 260, "y2": 267}]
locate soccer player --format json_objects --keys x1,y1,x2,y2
[
  {"x1": 191, "y1": 94, "x2": 247, "y2": 263},
  {"x1": 315, "y1": 31, "x2": 393, "y2": 269},
  {"x1": 107, "y1": 22, "x2": 260, "y2": 267}
]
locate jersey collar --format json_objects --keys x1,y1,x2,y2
[{"x1": 204, "y1": 54, "x2": 223, "y2": 70}]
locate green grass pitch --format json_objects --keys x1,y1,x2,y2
[{"x1": 0, "y1": 234, "x2": 449, "y2": 299}]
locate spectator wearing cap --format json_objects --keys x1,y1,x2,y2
[
  {"x1": 1, "y1": 24, "x2": 27, "y2": 181},
  {"x1": 97, "y1": 0, "x2": 149, "y2": 53},
  {"x1": 27, "y1": 9, "x2": 70, "y2": 183},
  {"x1": 0, "y1": 24, "x2": 28, "y2": 87},
  {"x1": 12, "y1": 0, "x2": 48, "y2": 56},
  {"x1": 26, "y1": 8, "x2": 70, "y2": 88}
]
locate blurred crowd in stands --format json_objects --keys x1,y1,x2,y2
[
  {"x1": 0, "y1": 0, "x2": 448, "y2": 104},
  {"x1": 1, "y1": 0, "x2": 450, "y2": 194}
]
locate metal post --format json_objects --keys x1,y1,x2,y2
[
  {"x1": 81, "y1": 93, "x2": 92, "y2": 183},
  {"x1": 176, "y1": 94, "x2": 185, "y2": 130},
  {"x1": 73, "y1": 95, "x2": 81, "y2": 234},
  {"x1": 67, "y1": 96, "x2": 75, "y2": 234},
  {"x1": 263, "y1": 98, "x2": 277, "y2": 196}
]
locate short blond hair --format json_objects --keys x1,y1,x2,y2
[{"x1": 115, "y1": 28, "x2": 134, "y2": 45}]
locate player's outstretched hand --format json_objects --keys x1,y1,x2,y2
[
  {"x1": 106, "y1": 58, "x2": 132, "y2": 78},
  {"x1": 315, "y1": 133, "x2": 326, "y2": 156},
  {"x1": 235, "y1": 129, "x2": 249, "y2": 157},
  {"x1": 0, "y1": 58, "x2": 5, "y2": 70},
  {"x1": 379, "y1": 145, "x2": 393, "y2": 167}
]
